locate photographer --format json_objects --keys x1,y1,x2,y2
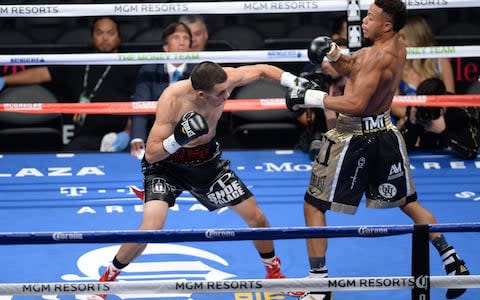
[{"x1": 400, "y1": 77, "x2": 479, "y2": 159}]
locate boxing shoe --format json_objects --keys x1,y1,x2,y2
[
  {"x1": 263, "y1": 257, "x2": 304, "y2": 297},
  {"x1": 294, "y1": 268, "x2": 332, "y2": 299},
  {"x1": 441, "y1": 246, "x2": 470, "y2": 299},
  {"x1": 265, "y1": 256, "x2": 286, "y2": 279},
  {"x1": 97, "y1": 265, "x2": 121, "y2": 299}
]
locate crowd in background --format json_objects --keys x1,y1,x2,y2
[{"x1": 0, "y1": 7, "x2": 479, "y2": 159}]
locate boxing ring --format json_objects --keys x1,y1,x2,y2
[
  {"x1": 0, "y1": 150, "x2": 479, "y2": 299},
  {"x1": 1, "y1": 1, "x2": 480, "y2": 299}
]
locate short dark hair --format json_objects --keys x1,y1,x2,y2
[
  {"x1": 162, "y1": 22, "x2": 192, "y2": 47},
  {"x1": 417, "y1": 77, "x2": 450, "y2": 95},
  {"x1": 375, "y1": 0, "x2": 407, "y2": 32},
  {"x1": 191, "y1": 61, "x2": 227, "y2": 91}
]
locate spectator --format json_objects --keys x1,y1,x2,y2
[
  {"x1": 392, "y1": 16, "x2": 455, "y2": 124},
  {"x1": 0, "y1": 17, "x2": 139, "y2": 152},
  {"x1": 401, "y1": 77, "x2": 479, "y2": 159},
  {"x1": 178, "y1": 15, "x2": 209, "y2": 51},
  {"x1": 130, "y1": 22, "x2": 196, "y2": 159}
]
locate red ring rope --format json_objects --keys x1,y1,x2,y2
[{"x1": 0, "y1": 95, "x2": 479, "y2": 115}]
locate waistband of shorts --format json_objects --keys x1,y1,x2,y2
[
  {"x1": 336, "y1": 109, "x2": 393, "y2": 134},
  {"x1": 166, "y1": 140, "x2": 220, "y2": 165}
]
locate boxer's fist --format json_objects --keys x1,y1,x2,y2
[
  {"x1": 280, "y1": 72, "x2": 320, "y2": 92},
  {"x1": 173, "y1": 111, "x2": 208, "y2": 145},
  {"x1": 286, "y1": 86, "x2": 327, "y2": 112},
  {"x1": 286, "y1": 86, "x2": 307, "y2": 112},
  {"x1": 308, "y1": 36, "x2": 341, "y2": 64},
  {"x1": 295, "y1": 76, "x2": 320, "y2": 90},
  {"x1": 163, "y1": 111, "x2": 209, "y2": 154}
]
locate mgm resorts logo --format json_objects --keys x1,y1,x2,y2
[{"x1": 327, "y1": 276, "x2": 428, "y2": 289}]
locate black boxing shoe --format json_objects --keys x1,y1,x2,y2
[{"x1": 441, "y1": 246, "x2": 470, "y2": 299}]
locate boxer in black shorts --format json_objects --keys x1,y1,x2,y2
[
  {"x1": 305, "y1": 110, "x2": 417, "y2": 214},
  {"x1": 286, "y1": 1, "x2": 469, "y2": 299},
  {"x1": 96, "y1": 61, "x2": 318, "y2": 298}
]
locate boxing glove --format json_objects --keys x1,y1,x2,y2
[
  {"x1": 0, "y1": 77, "x2": 5, "y2": 91},
  {"x1": 286, "y1": 86, "x2": 328, "y2": 112},
  {"x1": 280, "y1": 72, "x2": 319, "y2": 89},
  {"x1": 163, "y1": 111, "x2": 209, "y2": 154},
  {"x1": 308, "y1": 36, "x2": 342, "y2": 65}
]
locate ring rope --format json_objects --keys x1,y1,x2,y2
[
  {"x1": 0, "y1": 2, "x2": 477, "y2": 299},
  {"x1": 2, "y1": 46, "x2": 479, "y2": 66},
  {"x1": 0, "y1": 0, "x2": 478, "y2": 17},
  {"x1": 0, "y1": 276, "x2": 478, "y2": 295},
  {"x1": 0, "y1": 95, "x2": 479, "y2": 116},
  {"x1": 0, "y1": 223, "x2": 479, "y2": 245}
]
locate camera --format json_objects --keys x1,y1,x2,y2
[{"x1": 415, "y1": 107, "x2": 441, "y2": 124}]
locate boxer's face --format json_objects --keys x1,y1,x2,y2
[
  {"x1": 362, "y1": 4, "x2": 388, "y2": 41},
  {"x1": 92, "y1": 18, "x2": 121, "y2": 53},
  {"x1": 201, "y1": 81, "x2": 229, "y2": 107}
]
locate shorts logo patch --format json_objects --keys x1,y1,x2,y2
[
  {"x1": 350, "y1": 157, "x2": 366, "y2": 190},
  {"x1": 206, "y1": 173, "x2": 246, "y2": 206},
  {"x1": 388, "y1": 162, "x2": 404, "y2": 180},
  {"x1": 361, "y1": 114, "x2": 386, "y2": 133},
  {"x1": 378, "y1": 183, "x2": 397, "y2": 199},
  {"x1": 152, "y1": 177, "x2": 176, "y2": 193},
  {"x1": 310, "y1": 174, "x2": 326, "y2": 192}
]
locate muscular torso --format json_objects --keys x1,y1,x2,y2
[
  {"x1": 159, "y1": 81, "x2": 225, "y2": 148},
  {"x1": 332, "y1": 36, "x2": 406, "y2": 116}
]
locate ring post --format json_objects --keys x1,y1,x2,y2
[{"x1": 411, "y1": 224, "x2": 430, "y2": 300}]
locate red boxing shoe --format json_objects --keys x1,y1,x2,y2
[{"x1": 97, "y1": 266, "x2": 121, "y2": 299}]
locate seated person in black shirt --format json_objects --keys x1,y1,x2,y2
[
  {"x1": 130, "y1": 22, "x2": 196, "y2": 159},
  {"x1": 0, "y1": 17, "x2": 139, "y2": 152}
]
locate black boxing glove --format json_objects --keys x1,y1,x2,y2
[
  {"x1": 286, "y1": 87, "x2": 307, "y2": 112},
  {"x1": 162, "y1": 111, "x2": 209, "y2": 154},
  {"x1": 286, "y1": 86, "x2": 328, "y2": 112},
  {"x1": 308, "y1": 36, "x2": 342, "y2": 65},
  {"x1": 296, "y1": 76, "x2": 320, "y2": 90}
]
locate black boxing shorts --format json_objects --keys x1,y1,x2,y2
[
  {"x1": 141, "y1": 140, "x2": 253, "y2": 211},
  {"x1": 305, "y1": 111, "x2": 418, "y2": 214}
]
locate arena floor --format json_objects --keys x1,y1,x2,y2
[{"x1": 0, "y1": 150, "x2": 478, "y2": 300}]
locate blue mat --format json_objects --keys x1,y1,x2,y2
[{"x1": 0, "y1": 150, "x2": 478, "y2": 300}]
